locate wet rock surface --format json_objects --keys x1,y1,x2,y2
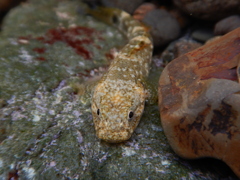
[
  {"x1": 0, "y1": 0, "x2": 239, "y2": 179},
  {"x1": 159, "y1": 28, "x2": 240, "y2": 178}
]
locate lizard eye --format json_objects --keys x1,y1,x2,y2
[
  {"x1": 128, "y1": 111, "x2": 134, "y2": 119},
  {"x1": 97, "y1": 109, "x2": 100, "y2": 115}
]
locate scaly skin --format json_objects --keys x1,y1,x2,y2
[{"x1": 91, "y1": 8, "x2": 153, "y2": 143}]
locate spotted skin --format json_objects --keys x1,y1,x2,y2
[{"x1": 90, "y1": 8, "x2": 153, "y2": 143}]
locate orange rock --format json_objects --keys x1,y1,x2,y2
[{"x1": 158, "y1": 27, "x2": 240, "y2": 177}]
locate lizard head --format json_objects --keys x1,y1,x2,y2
[{"x1": 91, "y1": 80, "x2": 146, "y2": 143}]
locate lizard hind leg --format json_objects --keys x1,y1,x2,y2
[
  {"x1": 143, "y1": 79, "x2": 158, "y2": 105},
  {"x1": 71, "y1": 78, "x2": 99, "y2": 106}
]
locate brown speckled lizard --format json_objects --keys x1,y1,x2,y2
[{"x1": 88, "y1": 7, "x2": 153, "y2": 143}]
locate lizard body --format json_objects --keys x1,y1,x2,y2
[{"x1": 90, "y1": 8, "x2": 153, "y2": 142}]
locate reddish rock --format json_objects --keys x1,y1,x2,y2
[
  {"x1": 158, "y1": 27, "x2": 240, "y2": 177},
  {"x1": 133, "y1": 3, "x2": 157, "y2": 21}
]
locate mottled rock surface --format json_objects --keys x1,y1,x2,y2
[
  {"x1": 159, "y1": 27, "x2": 240, "y2": 178},
  {"x1": 0, "y1": 0, "x2": 238, "y2": 179},
  {"x1": 173, "y1": 0, "x2": 240, "y2": 21}
]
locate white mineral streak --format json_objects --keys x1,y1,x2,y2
[
  {"x1": 122, "y1": 147, "x2": 137, "y2": 156},
  {"x1": 22, "y1": 167, "x2": 36, "y2": 180}
]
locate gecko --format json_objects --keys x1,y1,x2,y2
[{"x1": 88, "y1": 7, "x2": 153, "y2": 143}]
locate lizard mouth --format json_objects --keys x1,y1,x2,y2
[{"x1": 97, "y1": 129, "x2": 132, "y2": 143}]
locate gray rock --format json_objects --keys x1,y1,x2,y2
[
  {"x1": 142, "y1": 9, "x2": 180, "y2": 47},
  {"x1": 0, "y1": 0, "x2": 238, "y2": 179},
  {"x1": 191, "y1": 28, "x2": 215, "y2": 42},
  {"x1": 160, "y1": 38, "x2": 202, "y2": 63},
  {"x1": 173, "y1": 40, "x2": 202, "y2": 58},
  {"x1": 173, "y1": 0, "x2": 240, "y2": 21},
  {"x1": 214, "y1": 15, "x2": 240, "y2": 35}
]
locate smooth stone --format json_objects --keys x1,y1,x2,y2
[
  {"x1": 160, "y1": 39, "x2": 202, "y2": 63},
  {"x1": 173, "y1": 40, "x2": 202, "y2": 58},
  {"x1": 191, "y1": 28, "x2": 215, "y2": 42},
  {"x1": 142, "y1": 9, "x2": 180, "y2": 47},
  {"x1": 159, "y1": 27, "x2": 240, "y2": 178},
  {"x1": 133, "y1": 3, "x2": 157, "y2": 21},
  {"x1": 173, "y1": 0, "x2": 240, "y2": 21},
  {"x1": 214, "y1": 15, "x2": 240, "y2": 35}
]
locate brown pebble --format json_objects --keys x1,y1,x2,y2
[
  {"x1": 133, "y1": 3, "x2": 157, "y2": 21},
  {"x1": 173, "y1": 41, "x2": 202, "y2": 58}
]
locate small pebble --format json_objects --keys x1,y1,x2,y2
[
  {"x1": 133, "y1": 3, "x2": 157, "y2": 21},
  {"x1": 101, "y1": 0, "x2": 144, "y2": 14},
  {"x1": 169, "y1": 8, "x2": 189, "y2": 29},
  {"x1": 142, "y1": 9, "x2": 180, "y2": 47},
  {"x1": 214, "y1": 15, "x2": 240, "y2": 35},
  {"x1": 191, "y1": 28, "x2": 214, "y2": 42},
  {"x1": 173, "y1": 40, "x2": 202, "y2": 58}
]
